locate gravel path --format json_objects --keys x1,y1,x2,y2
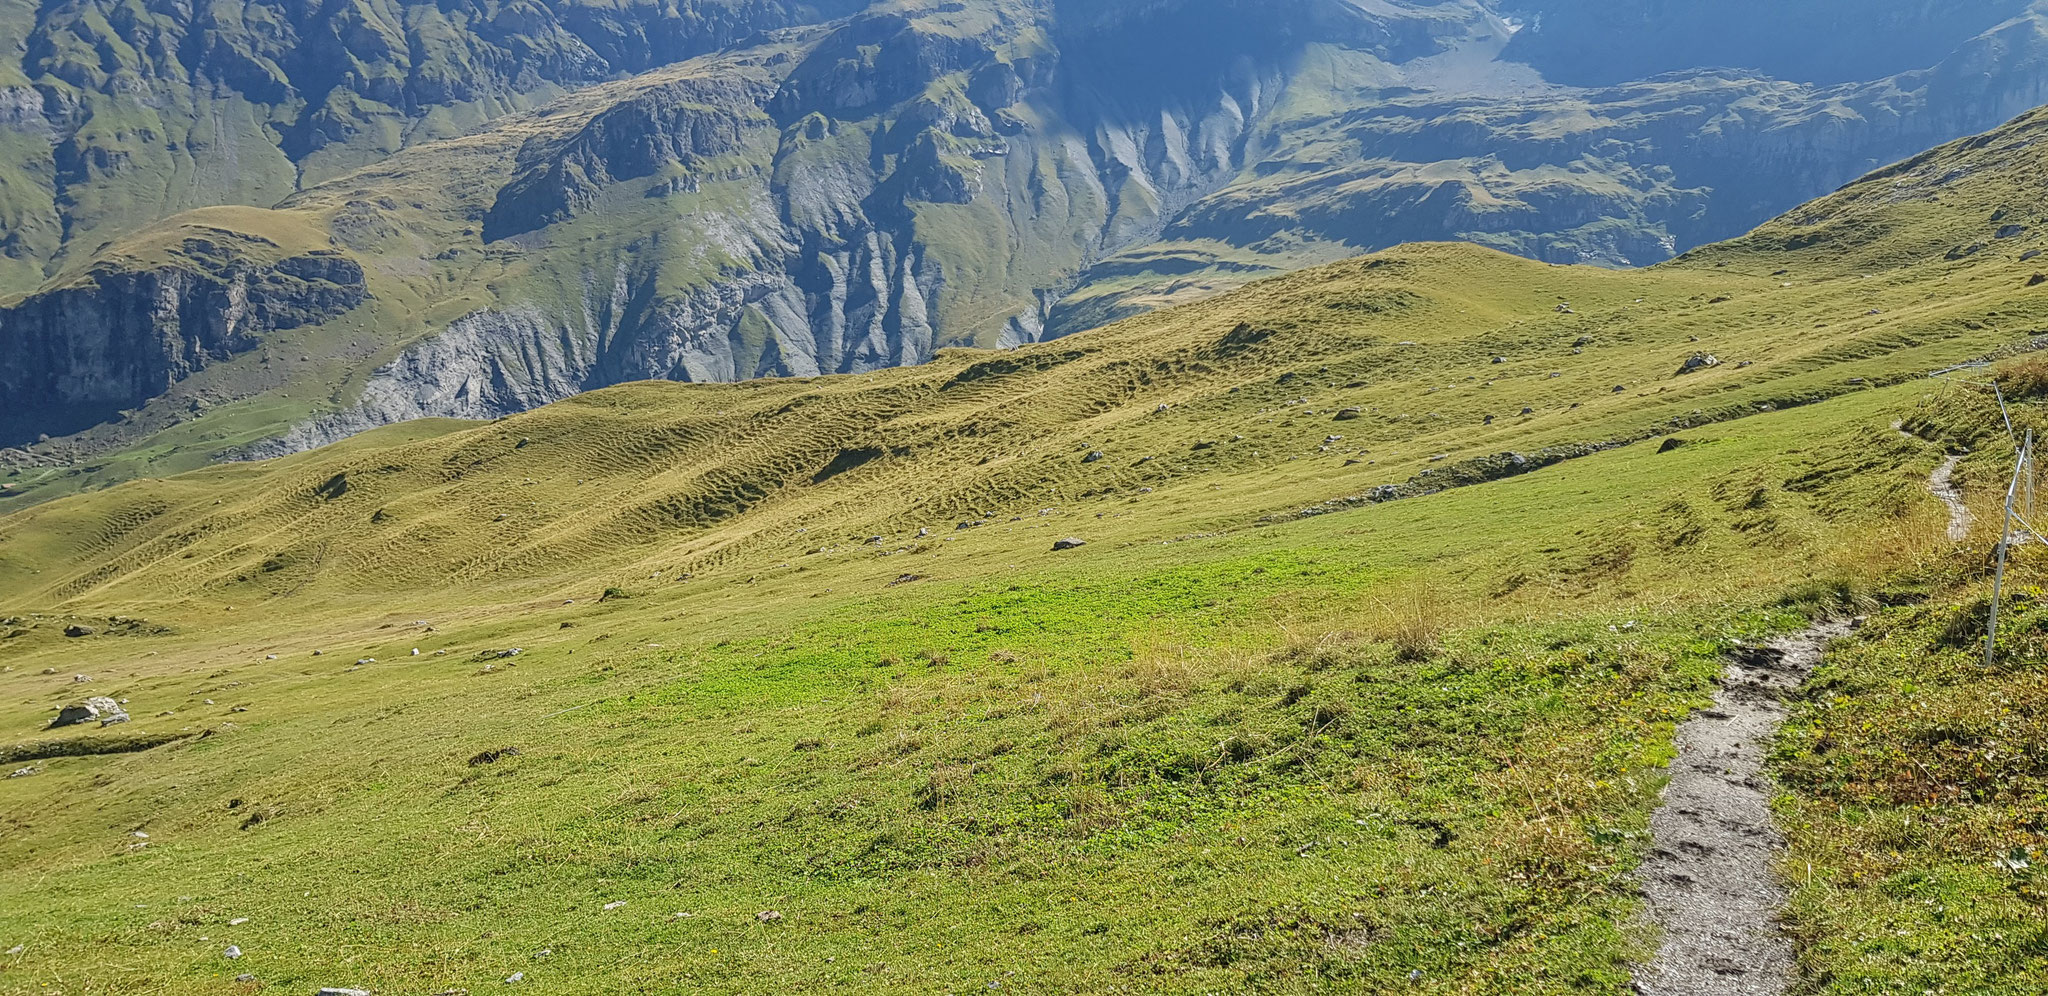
[
  {"x1": 1928, "y1": 454, "x2": 1971, "y2": 542},
  {"x1": 1635, "y1": 440, "x2": 1970, "y2": 994},
  {"x1": 1633, "y1": 623, "x2": 1850, "y2": 996}
]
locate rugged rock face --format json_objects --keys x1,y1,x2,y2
[
  {"x1": 484, "y1": 75, "x2": 779, "y2": 241},
  {"x1": 0, "y1": 245, "x2": 365, "y2": 446},
  {"x1": 0, "y1": 0, "x2": 872, "y2": 293}
]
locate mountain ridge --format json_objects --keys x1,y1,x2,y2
[{"x1": 9, "y1": 0, "x2": 2048, "y2": 506}]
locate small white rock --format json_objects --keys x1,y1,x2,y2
[
  {"x1": 506, "y1": 971, "x2": 525, "y2": 983},
  {"x1": 603, "y1": 900, "x2": 627, "y2": 911},
  {"x1": 229, "y1": 917, "x2": 249, "y2": 926},
  {"x1": 223, "y1": 945, "x2": 242, "y2": 959}
]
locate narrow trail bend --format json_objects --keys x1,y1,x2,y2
[{"x1": 1635, "y1": 455, "x2": 1972, "y2": 993}]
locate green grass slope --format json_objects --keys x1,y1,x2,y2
[{"x1": 3, "y1": 108, "x2": 2048, "y2": 994}]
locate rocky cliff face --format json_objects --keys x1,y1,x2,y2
[
  {"x1": 0, "y1": 0, "x2": 871, "y2": 295},
  {"x1": 0, "y1": 244, "x2": 365, "y2": 446}
]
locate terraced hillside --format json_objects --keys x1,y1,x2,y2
[
  {"x1": 2, "y1": 107, "x2": 2048, "y2": 995},
  {"x1": 11, "y1": 0, "x2": 2048, "y2": 503}
]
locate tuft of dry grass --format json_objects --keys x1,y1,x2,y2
[{"x1": 1364, "y1": 586, "x2": 1451, "y2": 663}]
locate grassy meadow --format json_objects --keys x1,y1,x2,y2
[{"x1": 6, "y1": 108, "x2": 2048, "y2": 994}]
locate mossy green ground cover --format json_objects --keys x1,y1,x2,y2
[
  {"x1": 1770, "y1": 379, "x2": 2048, "y2": 996},
  {"x1": 0, "y1": 378, "x2": 1974, "y2": 994}
]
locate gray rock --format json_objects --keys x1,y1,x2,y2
[
  {"x1": 1676, "y1": 352, "x2": 1721, "y2": 375},
  {"x1": 63, "y1": 625, "x2": 95, "y2": 638},
  {"x1": 50, "y1": 697, "x2": 120, "y2": 728},
  {"x1": 1052, "y1": 538, "x2": 1088, "y2": 551},
  {"x1": 316, "y1": 989, "x2": 372, "y2": 996},
  {"x1": 1081, "y1": 451, "x2": 1105, "y2": 463}
]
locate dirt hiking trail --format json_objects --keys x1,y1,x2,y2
[
  {"x1": 1635, "y1": 455, "x2": 1972, "y2": 993},
  {"x1": 1633, "y1": 624, "x2": 1849, "y2": 995}
]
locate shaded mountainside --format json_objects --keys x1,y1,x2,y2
[
  {"x1": 0, "y1": 234, "x2": 364, "y2": 444},
  {"x1": 8, "y1": 0, "x2": 2048, "y2": 495}
]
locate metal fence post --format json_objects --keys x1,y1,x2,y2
[{"x1": 1989, "y1": 443, "x2": 2028, "y2": 668}]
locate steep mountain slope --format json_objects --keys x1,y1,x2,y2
[
  {"x1": 9, "y1": 0, "x2": 2048, "y2": 502},
  {"x1": 0, "y1": 0, "x2": 868, "y2": 295},
  {"x1": 4, "y1": 105, "x2": 2048, "y2": 995}
]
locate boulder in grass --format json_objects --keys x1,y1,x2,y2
[
  {"x1": 1052, "y1": 538, "x2": 1088, "y2": 551},
  {"x1": 49, "y1": 695, "x2": 122, "y2": 729},
  {"x1": 1675, "y1": 353, "x2": 1720, "y2": 375}
]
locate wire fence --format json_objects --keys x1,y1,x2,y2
[{"x1": 1926, "y1": 368, "x2": 2042, "y2": 667}]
